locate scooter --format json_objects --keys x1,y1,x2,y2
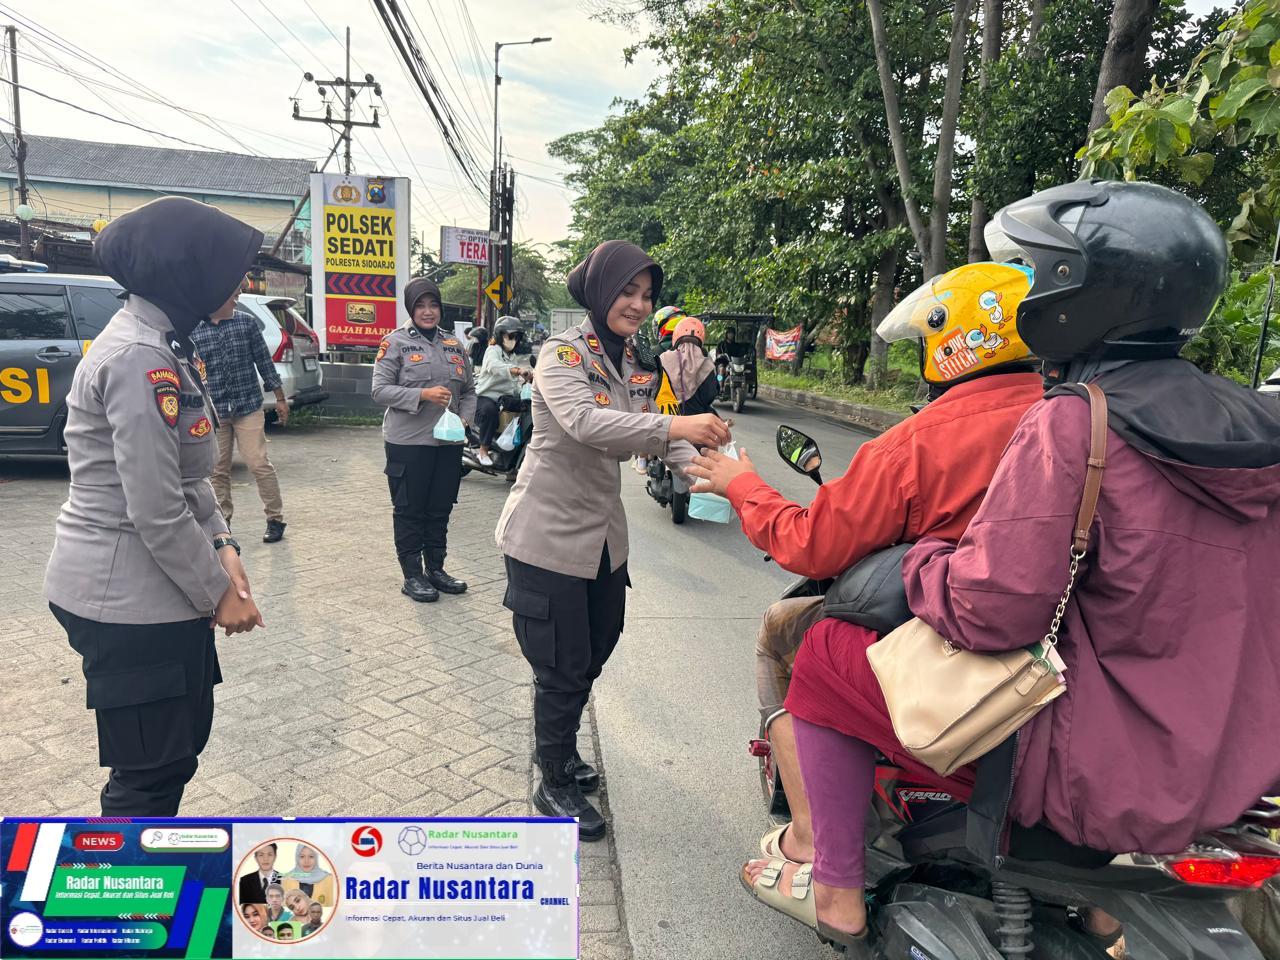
[
  {"x1": 461, "y1": 386, "x2": 533, "y2": 483},
  {"x1": 645, "y1": 456, "x2": 691, "y2": 523},
  {"x1": 749, "y1": 424, "x2": 1274, "y2": 959}
]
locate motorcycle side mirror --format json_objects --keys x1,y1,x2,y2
[{"x1": 777, "y1": 425, "x2": 823, "y2": 482}]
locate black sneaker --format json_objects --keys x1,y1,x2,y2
[
  {"x1": 401, "y1": 575, "x2": 439, "y2": 603},
  {"x1": 263, "y1": 519, "x2": 287, "y2": 543},
  {"x1": 533, "y1": 759, "x2": 605, "y2": 841}
]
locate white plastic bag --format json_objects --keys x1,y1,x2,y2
[
  {"x1": 688, "y1": 440, "x2": 738, "y2": 523},
  {"x1": 496, "y1": 417, "x2": 521, "y2": 452},
  {"x1": 433, "y1": 408, "x2": 466, "y2": 443}
]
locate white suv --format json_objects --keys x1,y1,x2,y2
[{"x1": 235, "y1": 294, "x2": 327, "y2": 419}]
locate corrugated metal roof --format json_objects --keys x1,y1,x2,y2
[{"x1": 2, "y1": 135, "x2": 313, "y2": 198}]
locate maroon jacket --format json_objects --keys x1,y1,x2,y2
[{"x1": 905, "y1": 366, "x2": 1280, "y2": 855}]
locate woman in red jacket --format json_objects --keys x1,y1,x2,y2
[{"x1": 688, "y1": 262, "x2": 1042, "y2": 920}]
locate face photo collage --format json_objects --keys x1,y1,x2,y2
[{"x1": 235, "y1": 839, "x2": 337, "y2": 943}]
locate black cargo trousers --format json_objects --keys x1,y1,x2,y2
[
  {"x1": 51, "y1": 603, "x2": 219, "y2": 816},
  {"x1": 384, "y1": 441, "x2": 463, "y2": 573},
  {"x1": 502, "y1": 547, "x2": 627, "y2": 766}
]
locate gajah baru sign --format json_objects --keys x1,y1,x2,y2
[{"x1": 310, "y1": 173, "x2": 411, "y2": 350}]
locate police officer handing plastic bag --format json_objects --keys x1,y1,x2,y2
[
  {"x1": 496, "y1": 240, "x2": 730, "y2": 839},
  {"x1": 373, "y1": 277, "x2": 477, "y2": 603},
  {"x1": 44, "y1": 197, "x2": 265, "y2": 817}
]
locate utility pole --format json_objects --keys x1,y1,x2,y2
[
  {"x1": 490, "y1": 37, "x2": 550, "y2": 323},
  {"x1": 6, "y1": 26, "x2": 31, "y2": 259},
  {"x1": 292, "y1": 28, "x2": 381, "y2": 176}
]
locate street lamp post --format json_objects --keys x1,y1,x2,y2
[{"x1": 489, "y1": 36, "x2": 550, "y2": 324}]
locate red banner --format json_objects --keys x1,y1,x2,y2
[
  {"x1": 765, "y1": 325, "x2": 802, "y2": 361},
  {"x1": 324, "y1": 298, "x2": 398, "y2": 348}
]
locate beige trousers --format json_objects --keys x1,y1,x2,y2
[{"x1": 211, "y1": 409, "x2": 284, "y2": 524}]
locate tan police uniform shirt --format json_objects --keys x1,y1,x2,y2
[
  {"x1": 495, "y1": 318, "x2": 697, "y2": 579},
  {"x1": 44, "y1": 296, "x2": 230, "y2": 624},
  {"x1": 371, "y1": 324, "x2": 477, "y2": 445}
]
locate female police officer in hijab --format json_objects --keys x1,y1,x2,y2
[
  {"x1": 43, "y1": 196, "x2": 265, "y2": 816},
  {"x1": 373, "y1": 277, "x2": 477, "y2": 602},
  {"x1": 495, "y1": 240, "x2": 730, "y2": 839}
]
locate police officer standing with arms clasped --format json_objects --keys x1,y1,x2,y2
[
  {"x1": 496, "y1": 240, "x2": 730, "y2": 839},
  {"x1": 43, "y1": 196, "x2": 265, "y2": 816},
  {"x1": 373, "y1": 277, "x2": 477, "y2": 603}
]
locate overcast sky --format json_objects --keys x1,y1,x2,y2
[
  {"x1": 5, "y1": 0, "x2": 659, "y2": 252},
  {"x1": 6, "y1": 0, "x2": 1232, "y2": 251}
]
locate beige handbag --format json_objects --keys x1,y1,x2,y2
[{"x1": 867, "y1": 383, "x2": 1108, "y2": 777}]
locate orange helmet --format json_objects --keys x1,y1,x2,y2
[{"x1": 672, "y1": 316, "x2": 706, "y2": 346}]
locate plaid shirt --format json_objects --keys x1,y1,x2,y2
[{"x1": 191, "y1": 310, "x2": 283, "y2": 419}]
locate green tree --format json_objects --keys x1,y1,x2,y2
[{"x1": 1080, "y1": 0, "x2": 1280, "y2": 383}]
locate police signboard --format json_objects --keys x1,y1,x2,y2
[
  {"x1": 309, "y1": 173, "x2": 411, "y2": 351},
  {"x1": 440, "y1": 226, "x2": 489, "y2": 267}
]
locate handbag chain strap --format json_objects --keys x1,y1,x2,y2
[{"x1": 1041, "y1": 381, "x2": 1108, "y2": 654}]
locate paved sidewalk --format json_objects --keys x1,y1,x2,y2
[{"x1": 0, "y1": 424, "x2": 630, "y2": 959}]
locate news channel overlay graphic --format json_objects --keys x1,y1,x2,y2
[{"x1": 3, "y1": 818, "x2": 579, "y2": 958}]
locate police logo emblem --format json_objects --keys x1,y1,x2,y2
[
  {"x1": 556, "y1": 345, "x2": 582, "y2": 368},
  {"x1": 332, "y1": 182, "x2": 361, "y2": 204},
  {"x1": 443, "y1": 337, "x2": 459, "y2": 346},
  {"x1": 154, "y1": 384, "x2": 179, "y2": 427},
  {"x1": 629, "y1": 373, "x2": 653, "y2": 385},
  {"x1": 409, "y1": 353, "x2": 424, "y2": 362},
  {"x1": 188, "y1": 417, "x2": 212, "y2": 438},
  {"x1": 594, "y1": 392, "x2": 611, "y2": 407},
  {"x1": 366, "y1": 178, "x2": 387, "y2": 204}
]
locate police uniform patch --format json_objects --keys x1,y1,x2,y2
[
  {"x1": 585, "y1": 334, "x2": 602, "y2": 354},
  {"x1": 194, "y1": 358, "x2": 207, "y2": 382},
  {"x1": 409, "y1": 353, "x2": 424, "y2": 362},
  {"x1": 594, "y1": 392, "x2": 611, "y2": 407},
  {"x1": 147, "y1": 368, "x2": 180, "y2": 388},
  {"x1": 154, "y1": 384, "x2": 179, "y2": 427},
  {"x1": 625, "y1": 344, "x2": 634, "y2": 361},
  {"x1": 443, "y1": 337, "x2": 459, "y2": 346},
  {"x1": 188, "y1": 416, "x2": 212, "y2": 438},
  {"x1": 629, "y1": 373, "x2": 653, "y2": 385},
  {"x1": 556, "y1": 345, "x2": 582, "y2": 367},
  {"x1": 376, "y1": 339, "x2": 389, "y2": 362},
  {"x1": 642, "y1": 403, "x2": 651, "y2": 413},
  {"x1": 588, "y1": 372, "x2": 608, "y2": 387},
  {"x1": 453, "y1": 364, "x2": 465, "y2": 377},
  {"x1": 590, "y1": 359, "x2": 609, "y2": 380}
]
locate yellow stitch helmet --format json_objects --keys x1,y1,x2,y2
[{"x1": 876, "y1": 262, "x2": 1035, "y2": 386}]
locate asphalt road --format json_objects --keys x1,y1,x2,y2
[{"x1": 596, "y1": 397, "x2": 876, "y2": 960}]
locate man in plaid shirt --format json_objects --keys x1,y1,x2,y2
[{"x1": 192, "y1": 295, "x2": 289, "y2": 542}]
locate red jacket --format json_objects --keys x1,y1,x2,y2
[{"x1": 725, "y1": 373, "x2": 1044, "y2": 579}]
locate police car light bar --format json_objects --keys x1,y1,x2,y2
[{"x1": 0, "y1": 254, "x2": 49, "y2": 273}]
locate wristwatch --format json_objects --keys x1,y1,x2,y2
[{"x1": 213, "y1": 535, "x2": 240, "y2": 555}]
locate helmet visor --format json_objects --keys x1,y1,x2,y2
[{"x1": 876, "y1": 275, "x2": 953, "y2": 344}]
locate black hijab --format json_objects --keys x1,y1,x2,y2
[
  {"x1": 567, "y1": 240, "x2": 663, "y2": 370},
  {"x1": 404, "y1": 276, "x2": 442, "y2": 340},
  {"x1": 94, "y1": 196, "x2": 262, "y2": 344}
]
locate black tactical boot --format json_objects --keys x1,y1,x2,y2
[
  {"x1": 534, "y1": 757, "x2": 606, "y2": 841},
  {"x1": 423, "y1": 550, "x2": 467, "y2": 594},
  {"x1": 400, "y1": 555, "x2": 439, "y2": 603},
  {"x1": 571, "y1": 751, "x2": 600, "y2": 793}
]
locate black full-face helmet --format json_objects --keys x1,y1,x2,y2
[
  {"x1": 493, "y1": 316, "x2": 525, "y2": 351},
  {"x1": 984, "y1": 179, "x2": 1229, "y2": 364}
]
